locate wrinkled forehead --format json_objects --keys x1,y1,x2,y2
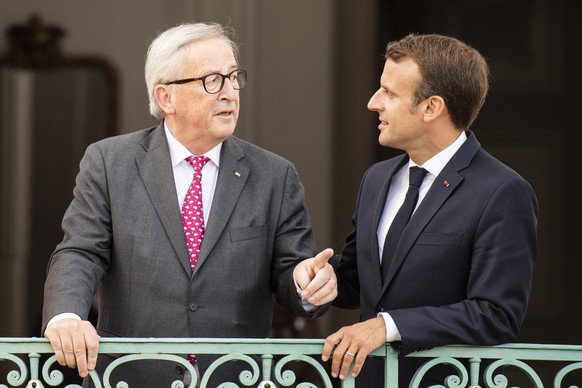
[{"x1": 182, "y1": 38, "x2": 238, "y2": 74}]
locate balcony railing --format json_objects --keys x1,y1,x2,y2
[{"x1": 1, "y1": 337, "x2": 582, "y2": 387}]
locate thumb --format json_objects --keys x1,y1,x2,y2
[{"x1": 313, "y1": 248, "x2": 334, "y2": 271}]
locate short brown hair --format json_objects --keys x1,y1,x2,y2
[{"x1": 386, "y1": 34, "x2": 489, "y2": 130}]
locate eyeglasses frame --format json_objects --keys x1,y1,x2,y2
[{"x1": 164, "y1": 68, "x2": 247, "y2": 94}]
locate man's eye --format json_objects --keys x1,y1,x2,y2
[{"x1": 206, "y1": 74, "x2": 221, "y2": 86}]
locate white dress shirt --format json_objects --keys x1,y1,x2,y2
[
  {"x1": 379, "y1": 131, "x2": 467, "y2": 342},
  {"x1": 164, "y1": 123, "x2": 220, "y2": 222}
]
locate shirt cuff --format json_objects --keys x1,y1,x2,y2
[
  {"x1": 378, "y1": 312, "x2": 401, "y2": 342},
  {"x1": 46, "y1": 313, "x2": 82, "y2": 331}
]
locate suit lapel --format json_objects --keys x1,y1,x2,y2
[
  {"x1": 135, "y1": 124, "x2": 192, "y2": 274},
  {"x1": 380, "y1": 131, "x2": 481, "y2": 291},
  {"x1": 194, "y1": 137, "x2": 248, "y2": 274}
]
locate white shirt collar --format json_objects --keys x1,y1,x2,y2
[
  {"x1": 409, "y1": 131, "x2": 467, "y2": 176},
  {"x1": 163, "y1": 122, "x2": 222, "y2": 167}
]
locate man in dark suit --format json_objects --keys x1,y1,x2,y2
[
  {"x1": 320, "y1": 34, "x2": 538, "y2": 386},
  {"x1": 42, "y1": 22, "x2": 336, "y2": 386}
]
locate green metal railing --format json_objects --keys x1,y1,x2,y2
[{"x1": 1, "y1": 338, "x2": 582, "y2": 387}]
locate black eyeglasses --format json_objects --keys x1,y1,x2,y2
[{"x1": 164, "y1": 69, "x2": 247, "y2": 94}]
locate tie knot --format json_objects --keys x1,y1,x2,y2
[
  {"x1": 186, "y1": 155, "x2": 210, "y2": 171},
  {"x1": 409, "y1": 166, "x2": 427, "y2": 188}
]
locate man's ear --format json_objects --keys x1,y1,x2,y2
[
  {"x1": 154, "y1": 85, "x2": 176, "y2": 115},
  {"x1": 422, "y1": 95, "x2": 446, "y2": 123}
]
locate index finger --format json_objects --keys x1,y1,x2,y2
[
  {"x1": 322, "y1": 331, "x2": 342, "y2": 361},
  {"x1": 312, "y1": 248, "x2": 334, "y2": 271},
  {"x1": 71, "y1": 332, "x2": 90, "y2": 377},
  {"x1": 85, "y1": 332, "x2": 100, "y2": 372}
]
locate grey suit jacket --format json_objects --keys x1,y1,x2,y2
[{"x1": 42, "y1": 123, "x2": 321, "y2": 385}]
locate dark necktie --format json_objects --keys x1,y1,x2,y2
[{"x1": 381, "y1": 166, "x2": 428, "y2": 282}]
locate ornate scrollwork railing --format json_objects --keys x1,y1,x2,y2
[
  {"x1": 405, "y1": 343, "x2": 582, "y2": 387},
  {"x1": 2, "y1": 338, "x2": 582, "y2": 387},
  {"x1": 2, "y1": 338, "x2": 361, "y2": 388}
]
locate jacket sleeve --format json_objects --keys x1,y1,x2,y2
[
  {"x1": 271, "y1": 162, "x2": 327, "y2": 317},
  {"x1": 42, "y1": 143, "x2": 111, "y2": 333}
]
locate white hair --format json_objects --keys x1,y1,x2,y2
[{"x1": 144, "y1": 22, "x2": 239, "y2": 119}]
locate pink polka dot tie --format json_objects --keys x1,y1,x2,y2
[{"x1": 182, "y1": 155, "x2": 209, "y2": 271}]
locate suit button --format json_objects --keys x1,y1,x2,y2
[
  {"x1": 189, "y1": 302, "x2": 198, "y2": 311},
  {"x1": 175, "y1": 365, "x2": 184, "y2": 374}
]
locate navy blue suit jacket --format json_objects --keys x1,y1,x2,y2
[{"x1": 332, "y1": 131, "x2": 538, "y2": 386}]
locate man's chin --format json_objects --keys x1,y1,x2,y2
[{"x1": 211, "y1": 125, "x2": 236, "y2": 141}]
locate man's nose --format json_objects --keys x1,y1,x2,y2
[
  {"x1": 367, "y1": 90, "x2": 381, "y2": 111},
  {"x1": 218, "y1": 78, "x2": 237, "y2": 100}
]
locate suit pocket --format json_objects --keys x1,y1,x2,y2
[
  {"x1": 416, "y1": 232, "x2": 462, "y2": 246},
  {"x1": 230, "y1": 224, "x2": 269, "y2": 242}
]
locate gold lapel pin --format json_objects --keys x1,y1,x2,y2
[{"x1": 234, "y1": 171, "x2": 241, "y2": 177}]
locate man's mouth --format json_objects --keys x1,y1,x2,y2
[{"x1": 216, "y1": 110, "x2": 233, "y2": 116}]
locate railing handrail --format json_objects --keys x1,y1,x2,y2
[
  {"x1": 0, "y1": 337, "x2": 387, "y2": 355},
  {"x1": 4, "y1": 337, "x2": 582, "y2": 357},
  {"x1": 409, "y1": 342, "x2": 582, "y2": 361}
]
